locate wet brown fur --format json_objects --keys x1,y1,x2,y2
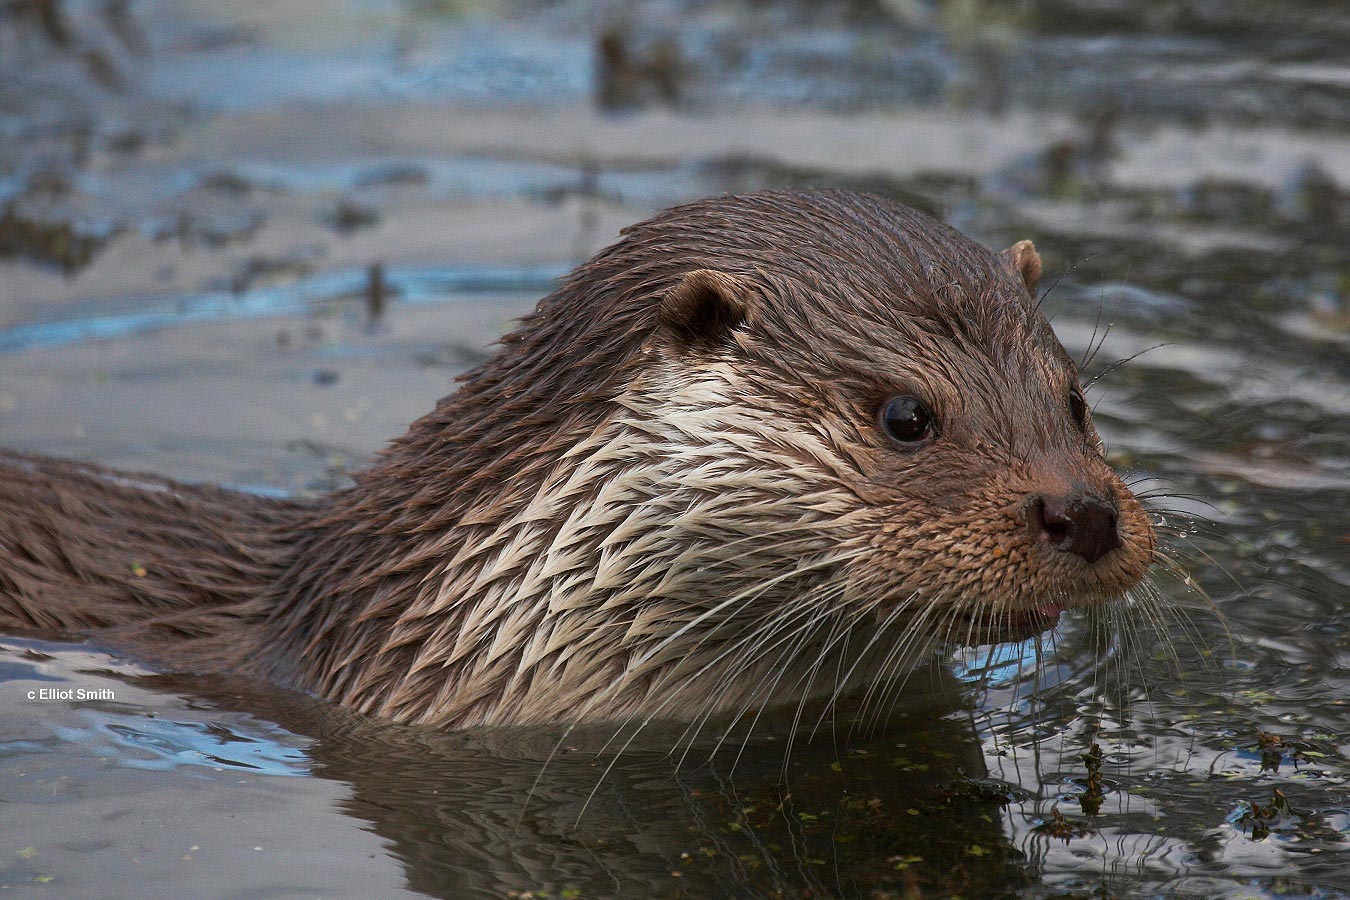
[{"x1": 0, "y1": 190, "x2": 1155, "y2": 727}]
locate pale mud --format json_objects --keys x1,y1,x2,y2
[{"x1": 0, "y1": 294, "x2": 534, "y2": 488}]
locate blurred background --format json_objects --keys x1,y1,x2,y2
[
  {"x1": 1, "y1": 2, "x2": 1347, "y2": 898},
  {"x1": 1, "y1": 0, "x2": 1346, "y2": 490}
]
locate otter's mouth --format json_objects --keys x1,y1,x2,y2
[{"x1": 944, "y1": 602, "x2": 1064, "y2": 646}]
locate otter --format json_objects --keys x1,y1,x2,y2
[{"x1": 0, "y1": 190, "x2": 1155, "y2": 729}]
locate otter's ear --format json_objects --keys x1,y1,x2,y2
[
  {"x1": 1000, "y1": 239, "x2": 1042, "y2": 296},
  {"x1": 655, "y1": 269, "x2": 754, "y2": 348}
]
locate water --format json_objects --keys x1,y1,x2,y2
[{"x1": 1, "y1": 1, "x2": 1347, "y2": 897}]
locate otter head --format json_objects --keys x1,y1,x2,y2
[{"x1": 578, "y1": 190, "x2": 1156, "y2": 709}]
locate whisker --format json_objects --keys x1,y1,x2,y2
[{"x1": 1082, "y1": 343, "x2": 1171, "y2": 390}]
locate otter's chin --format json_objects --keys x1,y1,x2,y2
[
  {"x1": 947, "y1": 601, "x2": 1065, "y2": 646},
  {"x1": 987, "y1": 602, "x2": 1065, "y2": 643}
]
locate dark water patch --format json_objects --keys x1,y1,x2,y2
[
  {"x1": 325, "y1": 197, "x2": 380, "y2": 235},
  {"x1": 1025, "y1": 0, "x2": 1350, "y2": 43},
  {"x1": 0, "y1": 202, "x2": 117, "y2": 273}
]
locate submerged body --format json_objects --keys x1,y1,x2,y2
[{"x1": 0, "y1": 190, "x2": 1155, "y2": 728}]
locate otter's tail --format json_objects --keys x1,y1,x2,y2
[{"x1": 0, "y1": 452, "x2": 300, "y2": 638}]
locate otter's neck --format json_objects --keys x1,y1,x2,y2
[
  {"x1": 254, "y1": 374, "x2": 626, "y2": 722},
  {"x1": 255, "y1": 357, "x2": 866, "y2": 728}
]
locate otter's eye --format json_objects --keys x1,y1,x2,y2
[
  {"x1": 1069, "y1": 387, "x2": 1089, "y2": 433},
  {"x1": 879, "y1": 396, "x2": 935, "y2": 445}
]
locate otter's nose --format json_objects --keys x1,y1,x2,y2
[{"x1": 1027, "y1": 490, "x2": 1121, "y2": 564}]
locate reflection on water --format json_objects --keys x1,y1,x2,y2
[
  {"x1": 2, "y1": 637, "x2": 1029, "y2": 898},
  {"x1": 58, "y1": 712, "x2": 309, "y2": 776},
  {"x1": 0, "y1": 264, "x2": 563, "y2": 352},
  {"x1": 0, "y1": 0, "x2": 1347, "y2": 897}
]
